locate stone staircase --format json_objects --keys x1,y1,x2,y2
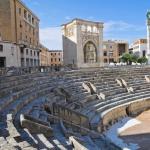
[{"x1": 0, "y1": 66, "x2": 150, "y2": 149}]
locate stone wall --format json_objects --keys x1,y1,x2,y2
[
  {"x1": 53, "y1": 103, "x2": 90, "y2": 128},
  {"x1": 99, "y1": 99, "x2": 150, "y2": 132},
  {"x1": 0, "y1": 41, "x2": 21, "y2": 67}
]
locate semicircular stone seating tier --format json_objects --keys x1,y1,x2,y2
[{"x1": 0, "y1": 66, "x2": 150, "y2": 149}]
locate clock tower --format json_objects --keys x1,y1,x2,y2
[{"x1": 147, "y1": 11, "x2": 150, "y2": 64}]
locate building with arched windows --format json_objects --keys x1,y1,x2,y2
[{"x1": 62, "y1": 18, "x2": 104, "y2": 68}]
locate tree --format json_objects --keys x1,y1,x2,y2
[
  {"x1": 137, "y1": 56, "x2": 148, "y2": 64},
  {"x1": 130, "y1": 54, "x2": 138, "y2": 63},
  {"x1": 121, "y1": 53, "x2": 131, "y2": 65},
  {"x1": 121, "y1": 53, "x2": 148, "y2": 65}
]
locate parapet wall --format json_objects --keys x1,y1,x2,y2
[
  {"x1": 100, "y1": 98, "x2": 150, "y2": 132},
  {"x1": 53, "y1": 103, "x2": 90, "y2": 128}
]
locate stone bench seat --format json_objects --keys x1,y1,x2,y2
[
  {"x1": 100, "y1": 96, "x2": 150, "y2": 121},
  {"x1": 95, "y1": 85, "x2": 122, "y2": 93},
  {"x1": 20, "y1": 114, "x2": 53, "y2": 137},
  {"x1": 96, "y1": 90, "x2": 150, "y2": 114},
  {"x1": 0, "y1": 81, "x2": 53, "y2": 112},
  {"x1": 1, "y1": 85, "x2": 54, "y2": 118},
  {"x1": 0, "y1": 78, "x2": 34, "y2": 90},
  {"x1": 82, "y1": 87, "x2": 150, "y2": 117},
  {"x1": 0, "y1": 74, "x2": 30, "y2": 84},
  {"x1": 0, "y1": 81, "x2": 37, "y2": 98},
  {"x1": 0, "y1": 73, "x2": 54, "y2": 90}
]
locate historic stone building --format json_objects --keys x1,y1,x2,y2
[
  {"x1": 103, "y1": 40, "x2": 129, "y2": 64},
  {"x1": 0, "y1": 0, "x2": 40, "y2": 67},
  {"x1": 62, "y1": 18, "x2": 104, "y2": 68}
]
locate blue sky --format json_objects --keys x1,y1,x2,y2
[{"x1": 22, "y1": 0, "x2": 150, "y2": 50}]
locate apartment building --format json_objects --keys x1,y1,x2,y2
[
  {"x1": 39, "y1": 44, "x2": 49, "y2": 66},
  {"x1": 103, "y1": 40, "x2": 129, "y2": 63},
  {"x1": 48, "y1": 50, "x2": 63, "y2": 67},
  {"x1": 0, "y1": 0, "x2": 40, "y2": 67},
  {"x1": 130, "y1": 39, "x2": 147, "y2": 57}
]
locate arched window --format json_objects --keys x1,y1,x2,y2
[
  {"x1": 81, "y1": 25, "x2": 86, "y2": 31},
  {"x1": 84, "y1": 41, "x2": 97, "y2": 63},
  {"x1": 87, "y1": 26, "x2": 92, "y2": 32},
  {"x1": 93, "y1": 26, "x2": 97, "y2": 33}
]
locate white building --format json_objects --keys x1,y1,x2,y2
[
  {"x1": 129, "y1": 39, "x2": 147, "y2": 57},
  {"x1": 0, "y1": 40, "x2": 21, "y2": 67}
]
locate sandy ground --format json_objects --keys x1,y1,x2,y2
[{"x1": 119, "y1": 110, "x2": 150, "y2": 150}]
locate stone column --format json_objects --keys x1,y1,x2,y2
[
  {"x1": 146, "y1": 11, "x2": 150, "y2": 64},
  {"x1": 98, "y1": 23, "x2": 104, "y2": 66}
]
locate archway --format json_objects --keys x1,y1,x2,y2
[{"x1": 83, "y1": 41, "x2": 97, "y2": 63}]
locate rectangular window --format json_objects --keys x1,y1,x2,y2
[
  {"x1": 30, "y1": 50, "x2": 32, "y2": 56},
  {"x1": 24, "y1": 10, "x2": 27, "y2": 19},
  {"x1": 103, "y1": 45, "x2": 106, "y2": 49},
  {"x1": 19, "y1": 8, "x2": 21, "y2": 15},
  {"x1": 51, "y1": 58, "x2": 53, "y2": 62},
  {"x1": 109, "y1": 51, "x2": 113, "y2": 56},
  {"x1": 26, "y1": 49, "x2": 28, "y2": 55},
  {"x1": 32, "y1": 17, "x2": 34, "y2": 25},
  {"x1": 0, "y1": 45, "x2": 3, "y2": 52},
  {"x1": 28, "y1": 14, "x2": 31, "y2": 23},
  {"x1": 26, "y1": 35, "x2": 27, "y2": 41},
  {"x1": 20, "y1": 48, "x2": 24, "y2": 54},
  {"x1": 143, "y1": 50, "x2": 146, "y2": 57},
  {"x1": 59, "y1": 58, "x2": 61, "y2": 62},
  {"x1": 20, "y1": 21, "x2": 22, "y2": 28},
  {"x1": 104, "y1": 58, "x2": 107, "y2": 63},
  {"x1": 55, "y1": 58, "x2": 57, "y2": 61},
  {"x1": 103, "y1": 51, "x2": 107, "y2": 56},
  {"x1": 20, "y1": 32, "x2": 22, "y2": 40}
]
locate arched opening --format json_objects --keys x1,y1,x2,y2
[{"x1": 83, "y1": 41, "x2": 97, "y2": 63}]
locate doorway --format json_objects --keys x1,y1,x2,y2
[{"x1": 0, "y1": 57, "x2": 6, "y2": 67}]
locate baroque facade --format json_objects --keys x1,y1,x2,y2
[
  {"x1": 62, "y1": 18, "x2": 104, "y2": 68},
  {"x1": 0, "y1": 0, "x2": 40, "y2": 67}
]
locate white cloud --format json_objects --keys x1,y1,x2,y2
[
  {"x1": 39, "y1": 21, "x2": 146, "y2": 50},
  {"x1": 65, "y1": 16, "x2": 71, "y2": 20},
  {"x1": 39, "y1": 27, "x2": 62, "y2": 50},
  {"x1": 104, "y1": 20, "x2": 145, "y2": 32},
  {"x1": 104, "y1": 20, "x2": 146, "y2": 43}
]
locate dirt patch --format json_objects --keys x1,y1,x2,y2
[{"x1": 119, "y1": 110, "x2": 150, "y2": 150}]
